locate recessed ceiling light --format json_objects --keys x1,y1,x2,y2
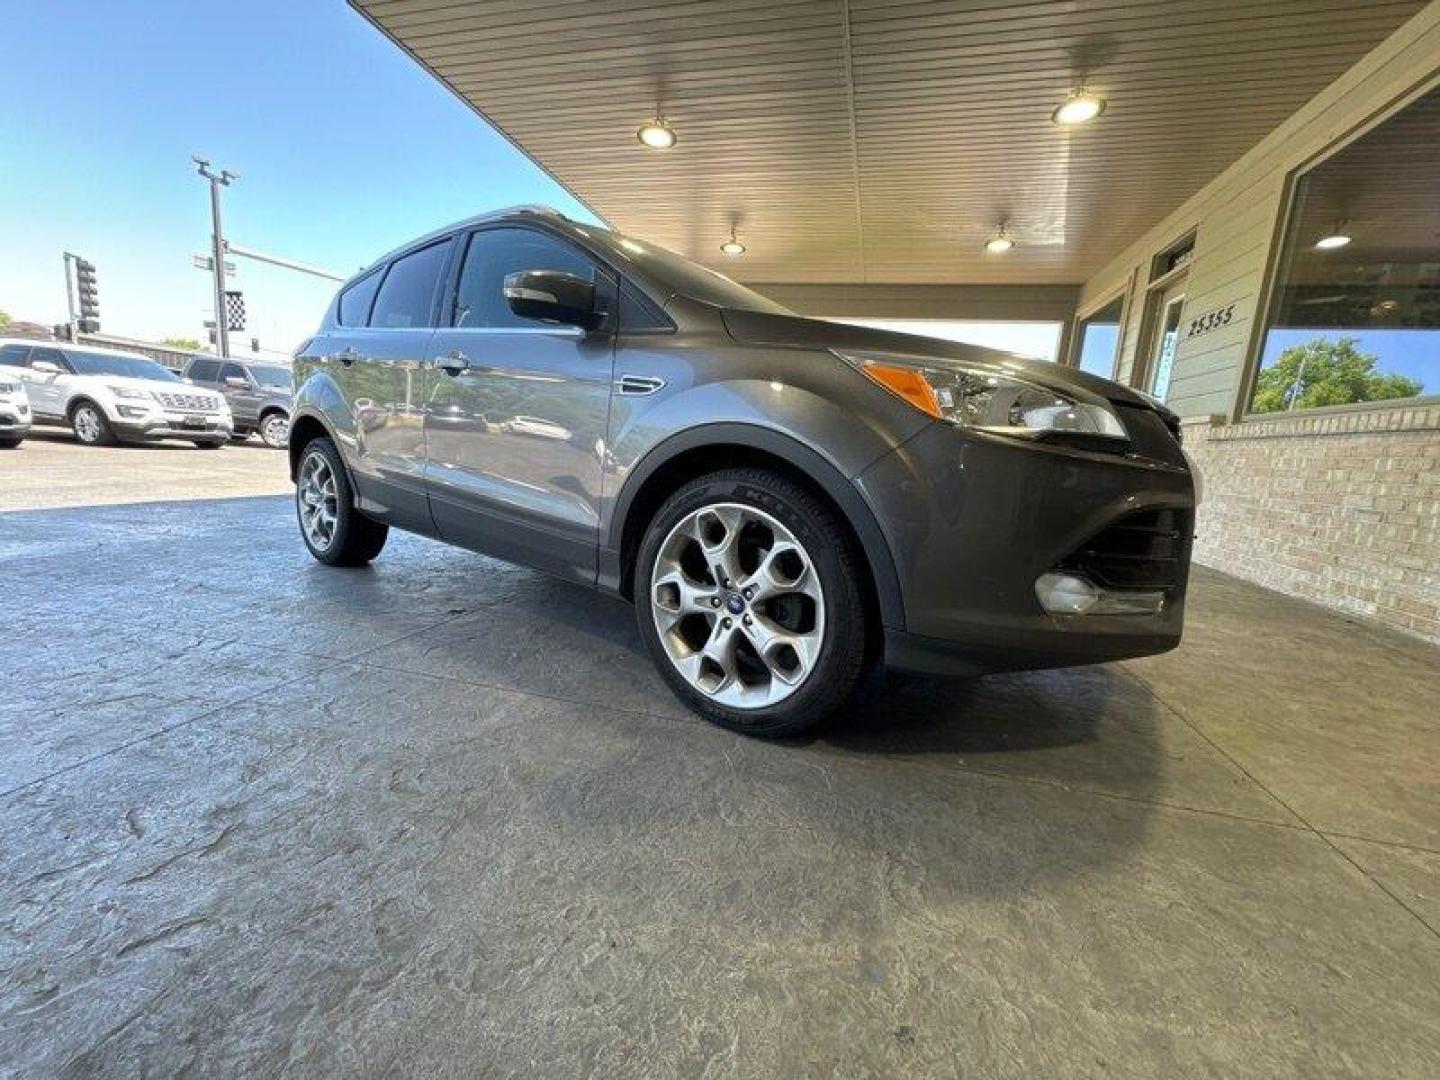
[
  {"x1": 637, "y1": 116, "x2": 677, "y2": 149},
  {"x1": 985, "y1": 229, "x2": 1014, "y2": 254},
  {"x1": 1314, "y1": 233, "x2": 1352, "y2": 250},
  {"x1": 720, "y1": 227, "x2": 746, "y2": 256},
  {"x1": 1052, "y1": 89, "x2": 1106, "y2": 126}
]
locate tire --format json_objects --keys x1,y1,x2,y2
[
  {"x1": 259, "y1": 411, "x2": 290, "y2": 449},
  {"x1": 635, "y1": 467, "x2": 870, "y2": 737},
  {"x1": 0, "y1": 437, "x2": 21, "y2": 449},
  {"x1": 70, "y1": 401, "x2": 114, "y2": 446},
  {"x1": 294, "y1": 435, "x2": 388, "y2": 567}
]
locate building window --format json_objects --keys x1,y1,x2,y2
[
  {"x1": 1073, "y1": 295, "x2": 1125, "y2": 378},
  {"x1": 1250, "y1": 83, "x2": 1439, "y2": 414}
]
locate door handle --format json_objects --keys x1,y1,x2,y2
[{"x1": 436, "y1": 350, "x2": 472, "y2": 376}]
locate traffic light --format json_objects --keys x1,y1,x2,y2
[
  {"x1": 74, "y1": 257, "x2": 99, "y2": 326},
  {"x1": 251, "y1": 337, "x2": 260, "y2": 353}
]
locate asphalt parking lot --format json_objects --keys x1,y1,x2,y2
[
  {"x1": 0, "y1": 429, "x2": 290, "y2": 511},
  {"x1": 2, "y1": 466, "x2": 1438, "y2": 1075}
]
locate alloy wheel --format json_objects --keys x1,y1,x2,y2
[
  {"x1": 650, "y1": 501, "x2": 825, "y2": 709},
  {"x1": 262, "y1": 413, "x2": 290, "y2": 448},
  {"x1": 297, "y1": 451, "x2": 339, "y2": 551},
  {"x1": 74, "y1": 406, "x2": 101, "y2": 444}
]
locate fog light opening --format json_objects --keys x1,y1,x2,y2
[{"x1": 1036, "y1": 572, "x2": 1166, "y2": 616}]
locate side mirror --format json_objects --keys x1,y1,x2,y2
[
  {"x1": 31, "y1": 361, "x2": 61, "y2": 374},
  {"x1": 503, "y1": 270, "x2": 601, "y2": 330},
  {"x1": 225, "y1": 376, "x2": 249, "y2": 388}
]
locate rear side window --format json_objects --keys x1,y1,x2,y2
[
  {"x1": 219, "y1": 363, "x2": 249, "y2": 383},
  {"x1": 337, "y1": 270, "x2": 382, "y2": 327},
  {"x1": 188, "y1": 358, "x2": 221, "y2": 382},
  {"x1": 371, "y1": 241, "x2": 451, "y2": 329},
  {"x1": 0, "y1": 344, "x2": 31, "y2": 366}
]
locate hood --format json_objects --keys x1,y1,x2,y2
[
  {"x1": 107, "y1": 374, "x2": 220, "y2": 398},
  {"x1": 721, "y1": 308, "x2": 1164, "y2": 413}
]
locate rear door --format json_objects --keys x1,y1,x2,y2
[
  {"x1": 423, "y1": 225, "x2": 616, "y2": 583},
  {"x1": 321, "y1": 238, "x2": 453, "y2": 531}
]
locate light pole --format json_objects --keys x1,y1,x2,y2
[{"x1": 193, "y1": 157, "x2": 238, "y2": 358}]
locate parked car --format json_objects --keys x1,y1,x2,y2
[
  {"x1": 182, "y1": 356, "x2": 293, "y2": 448},
  {"x1": 0, "y1": 338, "x2": 232, "y2": 448},
  {"x1": 0, "y1": 374, "x2": 31, "y2": 447},
  {"x1": 288, "y1": 207, "x2": 1195, "y2": 737}
]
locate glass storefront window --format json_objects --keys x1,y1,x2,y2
[
  {"x1": 1250, "y1": 84, "x2": 1439, "y2": 413},
  {"x1": 1073, "y1": 296, "x2": 1124, "y2": 378}
]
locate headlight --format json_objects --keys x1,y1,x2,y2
[
  {"x1": 836, "y1": 350, "x2": 1127, "y2": 442},
  {"x1": 109, "y1": 385, "x2": 152, "y2": 400},
  {"x1": 0, "y1": 380, "x2": 19, "y2": 395}
]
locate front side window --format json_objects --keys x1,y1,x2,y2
[
  {"x1": 1250, "y1": 84, "x2": 1439, "y2": 414},
  {"x1": 453, "y1": 228, "x2": 606, "y2": 329},
  {"x1": 66, "y1": 351, "x2": 178, "y2": 381},
  {"x1": 338, "y1": 270, "x2": 382, "y2": 327},
  {"x1": 370, "y1": 241, "x2": 451, "y2": 329},
  {"x1": 1074, "y1": 296, "x2": 1124, "y2": 378},
  {"x1": 248, "y1": 364, "x2": 292, "y2": 389},
  {"x1": 30, "y1": 347, "x2": 73, "y2": 373},
  {"x1": 188, "y1": 359, "x2": 221, "y2": 382}
]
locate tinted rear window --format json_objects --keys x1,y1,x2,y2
[
  {"x1": 371, "y1": 241, "x2": 451, "y2": 329},
  {"x1": 187, "y1": 358, "x2": 221, "y2": 382},
  {"x1": 338, "y1": 270, "x2": 382, "y2": 327}
]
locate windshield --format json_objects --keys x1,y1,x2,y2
[
  {"x1": 248, "y1": 364, "x2": 292, "y2": 389},
  {"x1": 598, "y1": 231, "x2": 793, "y2": 316},
  {"x1": 68, "y1": 351, "x2": 179, "y2": 382}
]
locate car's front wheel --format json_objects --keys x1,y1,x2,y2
[
  {"x1": 259, "y1": 411, "x2": 290, "y2": 449},
  {"x1": 635, "y1": 468, "x2": 871, "y2": 737},
  {"x1": 70, "y1": 401, "x2": 114, "y2": 446},
  {"x1": 295, "y1": 436, "x2": 388, "y2": 567}
]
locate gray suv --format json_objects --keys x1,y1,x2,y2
[
  {"x1": 290, "y1": 207, "x2": 1194, "y2": 736},
  {"x1": 183, "y1": 356, "x2": 292, "y2": 448}
]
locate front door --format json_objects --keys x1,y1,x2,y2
[
  {"x1": 424, "y1": 225, "x2": 616, "y2": 584},
  {"x1": 23, "y1": 346, "x2": 72, "y2": 417},
  {"x1": 1144, "y1": 284, "x2": 1186, "y2": 402},
  {"x1": 218, "y1": 361, "x2": 263, "y2": 427}
]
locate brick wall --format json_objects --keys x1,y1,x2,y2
[{"x1": 1182, "y1": 407, "x2": 1440, "y2": 643}]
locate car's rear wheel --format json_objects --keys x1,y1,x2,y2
[
  {"x1": 295, "y1": 436, "x2": 388, "y2": 567},
  {"x1": 0, "y1": 437, "x2": 21, "y2": 449},
  {"x1": 635, "y1": 468, "x2": 870, "y2": 737},
  {"x1": 70, "y1": 401, "x2": 114, "y2": 446},
  {"x1": 260, "y1": 411, "x2": 290, "y2": 449}
]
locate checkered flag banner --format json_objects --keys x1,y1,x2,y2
[{"x1": 225, "y1": 290, "x2": 246, "y2": 332}]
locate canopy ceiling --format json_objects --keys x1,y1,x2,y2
[{"x1": 352, "y1": 0, "x2": 1425, "y2": 286}]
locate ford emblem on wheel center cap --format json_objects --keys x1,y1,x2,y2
[{"x1": 725, "y1": 592, "x2": 746, "y2": 615}]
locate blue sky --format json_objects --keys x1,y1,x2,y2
[{"x1": 0, "y1": 0, "x2": 595, "y2": 350}]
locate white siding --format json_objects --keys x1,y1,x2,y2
[{"x1": 1076, "y1": 2, "x2": 1440, "y2": 419}]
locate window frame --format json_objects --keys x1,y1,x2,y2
[
  {"x1": 440, "y1": 222, "x2": 619, "y2": 335},
  {"x1": 1066, "y1": 276, "x2": 1133, "y2": 379},
  {"x1": 1238, "y1": 71, "x2": 1440, "y2": 422}
]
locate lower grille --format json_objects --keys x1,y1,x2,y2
[{"x1": 1058, "y1": 509, "x2": 1189, "y2": 591}]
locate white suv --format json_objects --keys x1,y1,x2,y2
[
  {"x1": 0, "y1": 373, "x2": 30, "y2": 447},
  {"x1": 0, "y1": 339, "x2": 233, "y2": 448}
]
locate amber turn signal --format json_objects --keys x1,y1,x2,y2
[{"x1": 858, "y1": 362, "x2": 943, "y2": 419}]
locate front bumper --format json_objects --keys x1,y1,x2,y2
[
  {"x1": 0, "y1": 404, "x2": 30, "y2": 437},
  {"x1": 857, "y1": 417, "x2": 1194, "y2": 677},
  {"x1": 112, "y1": 409, "x2": 233, "y2": 442}
]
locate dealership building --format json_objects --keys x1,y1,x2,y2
[{"x1": 356, "y1": 0, "x2": 1439, "y2": 642}]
